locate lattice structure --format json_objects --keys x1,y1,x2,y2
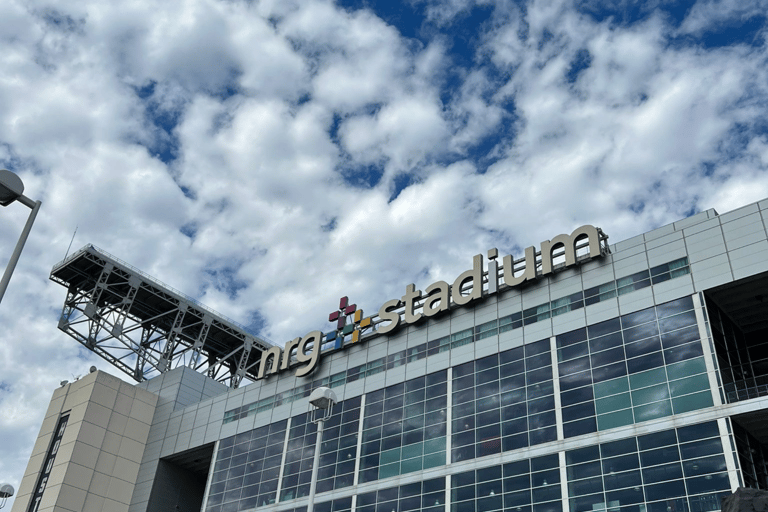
[{"x1": 50, "y1": 245, "x2": 273, "y2": 388}]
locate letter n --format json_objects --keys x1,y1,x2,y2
[{"x1": 257, "y1": 346, "x2": 283, "y2": 379}]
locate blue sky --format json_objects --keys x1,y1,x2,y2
[{"x1": 1, "y1": 0, "x2": 767, "y2": 505}]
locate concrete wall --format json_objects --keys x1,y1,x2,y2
[{"x1": 12, "y1": 371, "x2": 157, "y2": 512}]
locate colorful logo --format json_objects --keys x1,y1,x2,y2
[{"x1": 326, "y1": 296, "x2": 371, "y2": 349}]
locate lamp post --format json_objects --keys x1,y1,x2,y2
[
  {"x1": 0, "y1": 483, "x2": 14, "y2": 509},
  {"x1": 307, "y1": 387, "x2": 337, "y2": 512},
  {"x1": 0, "y1": 169, "x2": 42, "y2": 305}
]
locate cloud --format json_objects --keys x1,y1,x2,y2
[{"x1": 1, "y1": 0, "x2": 768, "y2": 508}]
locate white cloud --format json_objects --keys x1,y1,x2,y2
[{"x1": 2, "y1": 0, "x2": 768, "y2": 508}]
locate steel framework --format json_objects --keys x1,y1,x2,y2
[{"x1": 50, "y1": 245, "x2": 273, "y2": 388}]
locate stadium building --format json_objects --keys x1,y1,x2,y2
[{"x1": 11, "y1": 198, "x2": 768, "y2": 512}]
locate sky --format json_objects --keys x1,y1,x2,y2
[{"x1": 1, "y1": 0, "x2": 767, "y2": 505}]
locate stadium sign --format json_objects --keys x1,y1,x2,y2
[{"x1": 258, "y1": 225, "x2": 605, "y2": 379}]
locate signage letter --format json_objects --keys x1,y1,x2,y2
[
  {"x1": 452, "y1": 254, "x2": 483, "y2": 306},
  {"x1": 377, "y1": 299, "x2": 402, "y2": 334},
  {"x1": 402, "y1": 284, "x2": 422, "y2": 324},
  {"x1": 295, "y1": 331, "x2": 322, "y2": 377},
  {"x1": 423, "y1": 281, "x2": 450, "y2": 317}
]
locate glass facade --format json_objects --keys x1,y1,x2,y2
[
  {"x1": 451, "y1": 453, "x2": 561, "y2": 512},
  {"x1": 557, "y1": 296, "x2": 713, "y2": 437},
  {"x1": 566, "y1": 422, "x2": 730, "y2": 512},
  {"x1": 452, "y1": 338, "x2": 556, "y2": 462},
  {"x1": 205, "y1": 291, "x2": 738, "y2": 512},
  {"x1": 223, "y1": 258, "x2": 691, "y2": 426},
  {"x1": 360, "y1": 372, "x2": 447, "y2": 482}
]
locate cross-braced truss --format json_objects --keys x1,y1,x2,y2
[{"x1": 50, "y1": 245, "x2": 272, "y2": 388}]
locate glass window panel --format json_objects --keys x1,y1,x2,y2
[
  {"x1": 624, "y1": 322, "x2": 660, "y2": 344},
  {"x1": 526, "y1": 339, "x2": 551, "y2": 356},
  {"x1": 532, "y1": 484, "x2": 561, "y2": 503},
  {"x1": 505, "y1": 490, "x2": 532, "y2": 507},
  {"x1": 644, "y1": 479, "x2": 686, "y2": 502},
  {"x1": 569, "y1": 493, "x2": 606, "y2": 512},
  {"x1": 560, "y1": 370, "x2": 592, "y2": 391},
  {"x1": 527, "y1": 352, "x2": 552, "y2": 370},
  {"x1": 501, "y1": 371, "x2": 526, "y2": 390},
  {"x1": 677, "y1": 422, "x2": 719, "y2": 443},
  {"x1": 505, "y1": 460, "x2": 531, "y2": 477},
  {"x1": 642, "y1": 462, "x2": 684, "y2": 484},
  {"x1": 592, "y1": 347, "x2": 626, "y2": 368},
  {"x1": 593, "y1": 362, "x2": 628, "y2": 384},
  {"x1": 594, "y1": 377, "x2": 630, "y2": 399},
  {"x1": 588, "y1": 318, "x2": 622, "y2": 338},
  {"x1": 603, "y1": 469, "x2": 642, "y2": 490},
  {"x1": 682, "y1": 455, "x2": 727, "y2": 477},
  {"x1": 666, "y1": 357, "x2": 707, "y2": 381},
  {"x1": 640, "y1": 445, "x2": 680, "y2": 467},
  {"x1": 631, "y1": 383, "x2": 670, "y2": 406},
  {"x1": 563, "y1": 402, "x2": 596, "y2": 422},
  {"x1": 529, "y1": 411, "x2": 556, "y2": 429},
  {"x1": 679, "y1": 438, "x2": 723, "y2": 460},
  {"x1": 528, "y1": 381, "x2": 555, "y2": 400},
  {"x1": 560, "y1": 357, "x2": 590, "y2": 377},
  {"x1": 686, "y1": 473, "x2": 731, "y2": 495},
  {"x1": 656, "y1": 295, "x2": 693, "y2": 318},
  {"x1": 621, "y1": 307, "x2": 656, "y2": 330},
  {"x1": 529, "y1": 427, "x2": 557, "y2": 445},
  {"x1": 669, "y1": 374, "x2": 710, "y2": 397},
  {"x1": 567, "y1": 445, "x2": 600, "y2": 465},
  {"x1": 590, "y1": 332, "x2": 624, "y2": 353},
  {"x1": 602, "y1": 454, "x2": 640, "y2": 475},
  {"x1": 597, "y1": 409, "x2": 634, "y2": 431},
  {"x1": 500, "y1": 346, "x2": 525, "y2": 364},
  {"x1": 562, "y1": 387, "x2": 595, "y2": 407},
  {"x1": 625, "y1": 337, "x2": 662, "y2": 359},
  {"x1": 529, "y1": 395, "x2": 556, "y2": 414},
  {"x1": 596, "y1": 393, "x2": 632, "y2": 415},
  {"x1": 531, "y1": 454, "x2": 559, "y2": 471},
  {"x1": 601, "y1": 438, "x2": 638, "y2": 458},
  {"x1": 627, "y1": 352, "x2": 665, "y2": 374},
  {"x1": 646, "y1": 498, "x2": 688, "y2": 512},
  {"x1": 629, "y1": 368, "x2": 667, "y2": 389},
  {"x1": 567, "y1": 461, "x2": 602, "y2": 481},
  {"x1": 658, "y1": 311, "x2": 697, "y2": 334},
  {"x1": 638, "y1": 429, "x2": 677, "y2": 451},
  {"x1": 664, "y1": 342, "x2": 704, "y2": 364},
  {"x1": 672, "y1": 392, "x2": 714, "y2": 415},
  {"x1": 559, "y1": 342, "x2": 589, "y2": 363},
  {"x1": 661, "y1": 326, "x2": 700, "y2": 349},
  {"x1": 564, "y1": 417, "x2": 597, "y2": 438},
  {"x1": 633, "y1": 400, "x2": 673, "y2": 422},
  {"x1": 527, "y1": 367, "x2": 554, "y2": 385},
  {"x1": 477, "y1": 367, "x2": 500, "y2": 384},
  {"x1": 606, "y1": 487, "x2": 644, "y2": 506}
]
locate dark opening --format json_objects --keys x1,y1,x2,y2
[
  {"x1": 147, "y1": 443, "x2": 214, "y2": 512},
  {"x1": 706, "y1": 271, "x2": 768, "y2": 489}
]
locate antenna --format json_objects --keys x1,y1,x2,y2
[{"x1": 64, "y1": 226, "x2": 78, "y2": 260}]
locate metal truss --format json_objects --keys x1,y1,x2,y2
[{"x1": 50, "y1": 245, "x2": 272, "y2": 388}]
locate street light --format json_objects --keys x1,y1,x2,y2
[
  {"x1": 0, "y1": 483, "x2": 14, "y2": 509},
  {"x1": 0, "y1": 169, "x2": 42, "y2": 305},
  {"x1": 307, "y1": 387, "x2": 337, "y2": 512}
]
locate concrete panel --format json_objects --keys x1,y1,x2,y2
[
  {"x1": 643, "y1": 223, "x2": 676, "y2": 241},
  {"x1": 614, "y1": 234, "x2": 645, "y2": 252},
  {"x1": 645, "y1": 230, "x2": 683, "y2": 250},
  {"x1": 729, "y1": 240, "x2": 768, "y2": 280},
  {"x1": 719, "y1": 202, "x2": 759, "y2": 223}
]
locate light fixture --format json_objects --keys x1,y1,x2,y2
[
  {"x1": 0, "y1": 169, "x2": 42, "y2": 305},
  {"x1": 0, "y1": 483, "x2": 14, "y2": 509},
  {"x1": 306, "y1": 387, "x2": 337, "y2": 512}
]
